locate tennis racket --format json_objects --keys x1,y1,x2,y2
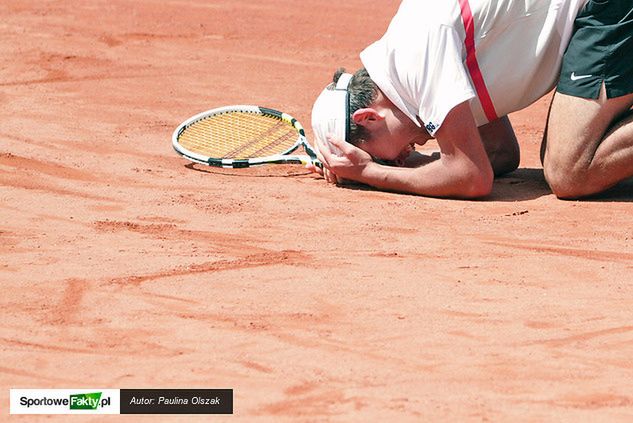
[{"x1": 172, "y1": 105, "x2": 320, "y2": 168}]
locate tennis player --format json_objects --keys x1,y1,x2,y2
[{"x1": 310, "y1": 0, "x2": 633, "y2": 199}]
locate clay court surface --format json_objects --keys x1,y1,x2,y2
[{"x1": 1, "y1": 0, "x2": 633, "y2": 421}]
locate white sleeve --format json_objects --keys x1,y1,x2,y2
[{"x1": 400, "y1": 25, "x2": 476, "y2": 136}]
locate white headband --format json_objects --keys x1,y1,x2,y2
[
  {"x1": 335, "y1": 73, "x2": 353, "y2": 90},
  {"x1": 311, "y1": 73, "x2": 353, "y2": 152}
]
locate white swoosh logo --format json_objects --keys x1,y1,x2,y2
[{"x1": 571, "y1": 72, "x2": 593, "y2": 81}]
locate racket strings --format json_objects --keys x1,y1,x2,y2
[
  {"x1": 177, "y1": 112, "x2": 298, "y2": 159},
  {"x1": 226, "y1": 119, "x2": 292, "y2": 158}
]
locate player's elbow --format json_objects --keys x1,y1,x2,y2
[
  {"x1": 438, "y1": 156, "x2": 494, "y2": 199},
  {"x1": 458, "y1": 164, "x2": 494, "y2": 199},
  {"x1": 464, "y1": 173, "x2": 493, "y2": 198}
]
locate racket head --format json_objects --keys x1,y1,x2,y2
[{"x1": 172, "y1": 105, "x2": 317, "y2": 168}]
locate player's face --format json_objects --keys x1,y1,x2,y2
[
  {"x1": 359, "y1": 138, "x2": 414, "y2": 162},
  {"x1": 358, "y1": 109, "x2": 430, "y2": 161}
]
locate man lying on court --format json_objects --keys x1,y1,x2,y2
[{"x1": 309, "y1": 0, "x2": 633, "y2": 199}]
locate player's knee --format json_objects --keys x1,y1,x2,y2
[
  {"x1": 543, "y1": 160, "x2": 590, "y2": 199},
  {"x1": 499, "y1": 143, "x2": 520, "y2": 175}
]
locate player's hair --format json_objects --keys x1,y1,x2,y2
[{"x1": 333, "y1": 68, "x2": 378, "y2": 145}]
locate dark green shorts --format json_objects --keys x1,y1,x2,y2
[{"x1": 557, "y1": 0, "x2": 633, "y2": 99}]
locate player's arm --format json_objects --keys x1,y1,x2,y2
[
  {"x1": 320, "y1": 101, "x2": 494, "y2": 198},
  {"x1": 398, "y1": 115, "x2": 520, "y2": 174}
]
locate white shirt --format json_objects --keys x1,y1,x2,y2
[{"x1": 360, "y1": 0, "x2": 589, "y2": 136}]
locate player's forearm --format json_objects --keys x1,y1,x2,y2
[{"x1": 359, "y1": 159, "x2": 493, "y2": 199}]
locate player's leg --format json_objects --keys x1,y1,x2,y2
[
  {"x1": 542, "y1": 88, "x2": 633, "y2": 198},
  {"x1": 478, "y1": 115, "x2": 520, "y2": 176},
  {"x1": 541, "y1": 1, "x2": 633, "y2": 198}
]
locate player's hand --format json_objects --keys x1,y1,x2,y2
[
  {"x1": 315, "y1": 135, "x2": 373, "y2": 183},
  {"x1": 305, "y1": 158, "x2": 341, "y2": 184},
  {"x1": 305, "y1": 150, "x2": 340, "y2": 184},
  {"x1": 306, "y1": 137, "x2": 342, "y2": 184}
]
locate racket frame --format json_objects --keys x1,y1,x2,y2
[{"x1": 172, "y1": 105, "x2": 319, "y2": 168}]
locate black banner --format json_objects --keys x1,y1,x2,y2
[{"x1": 120, "y1": 389, "x2": 233, "y2": 414}]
